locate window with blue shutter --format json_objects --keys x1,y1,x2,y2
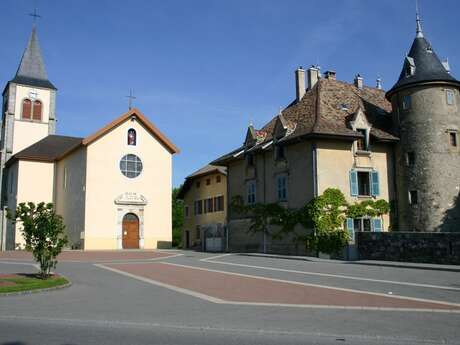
[
  {"x1": 372, "y1": 218, "x2": 382, "y2": 232},
  {"x1": 349, "y1": 170, "x2": 358, "y2": 196},
  {"x1": 371, "y1": 171, "x2": 380, "y2": 197},
  {"x1": 346, "y1": 218, "x2": 355, "y2": 241}
]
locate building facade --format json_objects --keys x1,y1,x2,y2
[
  {"x1": 177, "y1": 165, "x2": 227, "y2": 250},
  {"x1": 0, "y1": 26, "x2": 179, "y2": 250},
  {"x1": 211, "y1": 12, "x2": 459, "y2": 254}
]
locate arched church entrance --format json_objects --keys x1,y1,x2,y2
[{"x1": 122, "y1": 213, "x2": 140, "y2": 249}]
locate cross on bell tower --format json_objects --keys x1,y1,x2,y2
[{"x1": 29, "y1": 8, "x2": 41, "y2": 23}]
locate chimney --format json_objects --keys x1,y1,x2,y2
[
  {"x1": 295, "y1": 66, "x2": 306, "y2": 102},
  {"x1": 324, "y1": 70, "x2": 336, "y2": 80},
  {"x1": 354, "y1": 74, "x2": 364, "y2": 89},
  {"x1": 376, "y1": 77, "x2": 382, "y2": 90},
  {"x1": 307, "y1": 65, "x2": 320, "y2": 90}
]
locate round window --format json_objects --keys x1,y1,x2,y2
[{"x1": 120, "y1": 154, "x2": 143, "y2": 178}]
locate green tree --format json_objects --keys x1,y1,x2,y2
[
  {"x1": 172, "y1": 187, "x2": 184, "y2": 247},
  {"x1": 8, "y1": 202, "x2": 68, "y2": 279}
]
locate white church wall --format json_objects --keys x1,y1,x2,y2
[
  {"x1": 55, "y1": 147, "x2": 87, "y2": 249},
  {"x1": 13, "y1": 160, "x2": 55, "y2": 248},
  {"x1": 84, "y1": 117, "x2": 172, "y2": 250}
]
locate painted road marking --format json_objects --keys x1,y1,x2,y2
[
  {"x1": 200, "y1": 254, "x2": 460, "y2": 292},
  {"x1": 95, "y1": 262, "x2": 460, "y2": 312}
]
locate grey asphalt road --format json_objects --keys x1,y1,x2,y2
[{"x1": 1, "y1": 251, "x2": 459, "y2": 345}]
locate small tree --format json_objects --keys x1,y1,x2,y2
[
  {"x1": 9, "y1": 202, "x2": 68, "y2": 279},
  {"x1": 172, "y1": 187, "x2": 184, "y2": 247}
]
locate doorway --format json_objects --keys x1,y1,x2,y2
[{"x1": 122, "y1": 213, "x2": 140, "y2": 249}]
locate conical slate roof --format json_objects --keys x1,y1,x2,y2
[
  {"x1": 10, "y1": 26, "x2": 56, "y2": 90},
  {"x1": 387, "y1": 18, "x2": 459, "y2": 98}
]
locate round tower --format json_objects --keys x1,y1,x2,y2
[{"x1": 386, "y1": 12, "x2": 460, "y2": 232}]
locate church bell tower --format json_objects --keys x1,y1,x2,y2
[
  {"x1": 1, "y1": 25, "x2": 57, "y2": 162},
  {"x1": 386, "y1": 10, "x2": 460, "y2": 231}
]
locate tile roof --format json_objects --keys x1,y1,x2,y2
[
  {"x1": 8, "y1": 135, "x2": 83, "y2": 164},
  {"x1": 212, "y1": 78, "x2": 397, "y2": 165},
  {"x1": 387, "y1": 36, "x2": 460, "y2": 98}
]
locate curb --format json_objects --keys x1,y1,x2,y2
[
  {"x1": 0, "y1": 277, "x2": 72, "y2": 297},
  {"x1": 237, "y1": 253, "x2": 460, "y2": 272}
]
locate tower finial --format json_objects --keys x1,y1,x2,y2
[{"x1": 416, "y1": 0, "x2": 424, "y2": 38}]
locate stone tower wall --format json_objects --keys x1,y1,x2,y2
[{"x1": 392, "y1": 84, "x2": 460, "y2": 232}]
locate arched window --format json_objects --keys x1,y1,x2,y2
[
  {"x1": 22, "y1": 99, "x2": 32, "y2": 119},
  {"x1": 127, "y1": 128, "x2": 136, "y2": 146},
  {"x1": 32, "y1": 100, "x2": 42, "y2": 121}
]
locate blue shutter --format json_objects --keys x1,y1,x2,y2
[
  {"x1": 346, "y1": 218, "x2": 355, "y2": 241},
  {"x1": 349, "y1": 170, "x2": 358, "y2": 196},
  {"x1": 371, "y1": 171, "x2": 380, "y2": 197},
  {"x1": 372, "y1": 218, "x2": 382, "y2": 232}
]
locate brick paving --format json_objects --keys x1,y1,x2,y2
[
  {"x1": 0, "y1": 250, "x2": 175, "y2": 262},
  {"x1": 106, "y1": 262, "x2": 460, "y2": 310}
]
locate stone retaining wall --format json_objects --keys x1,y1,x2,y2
[{"x1": 357, "y1": 232, "x2": 460, "y2": 265}]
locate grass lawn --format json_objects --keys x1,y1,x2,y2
[{"x1": 0, "y1": 274, "x2": 69, "y2": 294}]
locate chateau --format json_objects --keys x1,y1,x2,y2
[
  {"x1": 0, "y1": 26, "x2": 178, "y2": 250},
  {"x1": 211, "y1": 12, "x2": 460, "y2": 253}
]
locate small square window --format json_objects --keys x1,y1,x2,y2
[
  {"x1": 450, "y1": 132, "x2": 457, "y2": 147},
  {"x1": 206, "y1": 178, "x2": 211, "y2": 186},
  {"x1": 409, "y1": 190, "x2": 418, "y2": 205},
  {"x1": 216, "y1": 175, "x2": 221, "y2": 183},
  {"x1": 402, "y1": 95, "x2": 411, "y2": 110},
  {"x1": 406, "y1": 152, "x2": 415, "y2": 166},
  {"x1": 446, "y1": 89, "x2": 455, "y2": 105}
]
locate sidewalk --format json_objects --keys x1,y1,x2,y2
[{"x1": 238, "y1": 253, "x2": 460, "y2": 272}]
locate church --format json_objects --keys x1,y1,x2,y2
[{"x1": 0, "y1": 26, "x2": 179, "y2": 250}]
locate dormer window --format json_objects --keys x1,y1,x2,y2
[
  {"x1": 128, "y1": 128, "x2": 136, "y2": 145},
  {"x1": 340, "y1": 103, "x2": 349, "y2": 111},
  {"x1": 246, "y1": 153, "x2": 254, "y2": 167},
  {"x1": 404, "y1": 57, "x2": 415, "y2": 77},
  {"x1": 356, "y1": 129, "x2": 368, "y2": 151},
  {"x1": 274, "y1": 145, "x2": 285, "y2": 161}
]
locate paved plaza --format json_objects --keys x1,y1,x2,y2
[{"x1": 0, "y1": 250, "x2": 459, "y2": 344}]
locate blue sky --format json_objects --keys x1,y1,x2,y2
[{"x1": 1, "y1": 0, "x2": 459, "y2": 187}]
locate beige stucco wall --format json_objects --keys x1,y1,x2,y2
[
  {"x1": 316, "y1": 140, "x2": 394, "y2": 230},
  {"x1": 8, "y1": 160, "x2": 55, "y2": 248},
  {"x1": 12, "y1": 85, "x2": 51, "y2": 154},
  {"x1": 55, "y1": 147, "x2": 87, "y2": 248},
  {"x1": 84, "y1": 117, "x2": 172, "y2": 250},
  {"x1": 182, "y1": 172, "x2": 227, "y2": 247}
]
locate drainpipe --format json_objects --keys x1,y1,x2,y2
[{"x1": 312, "y1": 142, "x2": 318, "y2": 197}]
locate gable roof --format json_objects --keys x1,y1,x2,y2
[
  {"x1": 82, "y1": 108, "x2": 179, "y2": 154},
  {"x1": 212, "y1": 78, "x2": 397, "y2": 165},
  {"x1": 7, "y1": 135, "x2": 83, "y2": 165},
  {"x1": 10, "y1": 26, "x2": 56, "y2": 90},
  {"x1": 177, "y1": 164, "x2": 227, "y2": 199}
]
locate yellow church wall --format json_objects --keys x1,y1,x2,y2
[
  {"x1": 316, "y1": 140, "x2": 394, "y2": 231},
  {"x1": 55, "y1": 147, "x2": 87, "y2": 249},
  {"x1": 12, "y1": 160, "x2": 55, "y2": 248},
  {"x1": 84, "y1": 117, "x2": 172, "y2": 250},
  {"x1": 12, "y1": 85, "x2": 51, "y2": 154}
]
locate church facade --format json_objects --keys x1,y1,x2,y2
[{"x1": 0, "y1": 27, "x2": 178, "y2": 250}]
